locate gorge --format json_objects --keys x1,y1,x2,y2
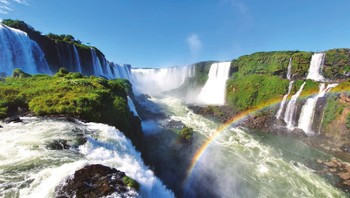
[{"x1": 1, "y1": 19, "x2": 350, "y2": 197}]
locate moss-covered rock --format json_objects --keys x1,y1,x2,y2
[
  {"x1": 55, "y1": 164, "x2": 139, "y2": 197},
  {"x1": 177, "y1": 126, "x2": 194, "y2": 143},
  {"x1": 12, "y1": 68, "x2": 31, "y2": 78}
]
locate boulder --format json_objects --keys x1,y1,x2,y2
[
  {"x1": 4, "y1": 116, "x2": 22, "y2": 123},
  {"x1": 55, "y1": 164, "x2": 139, "y2": 198},
  {"x1": 339, "y1": 172, "x2": 350, "y2": 180},
  {"x1": 46, "y1": 140, "x2": 70, "y2": 150}
]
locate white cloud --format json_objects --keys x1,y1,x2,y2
[
  {"x1": 187, "y1": 33, "x2": 202, "y2": 55},
  {"x1": 0, "y1": 0, "x2": 28, "y2": 14},
  {"x1": 220, "y1": 0, "x2": 248, "y2": 14}
]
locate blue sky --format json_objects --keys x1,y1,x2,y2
[{"x1": 1, "y1": 0, "x2": 350, "y2": 68}]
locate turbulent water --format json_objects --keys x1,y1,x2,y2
[
  {"x1": 145, "y1": 96, "x2": 346, "y2": 198},
  {"x1": 0, "y1": 117, "x2": 174, "y2": 198},
  {"x1": 0, "y1": 24, "x2": 50, "y2": 76}
]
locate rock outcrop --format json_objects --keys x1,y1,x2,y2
[{"x1": 55, "y1": 164, "x2": 139, "y2": 198}]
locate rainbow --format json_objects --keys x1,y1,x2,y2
[
  {"x1": 185, "y1": 98, "x2": 281, "y2": 178},
  {"x1": 184, "y1": 86, "x2": 328, "y2": 183}
]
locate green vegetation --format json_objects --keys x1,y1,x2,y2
[
  {"x1": 12, "y1": 68, "x2": 31, "y2": 78},
  {"x1": 0, "y1": 69, "x2": 133, "y2": 134},
  {"x1": 191, "y1": 61, "x2": 215, "y2": 86},
  {"x1": 178, "y1": 126, "x2": 194, "y2": 143},
  {"x1": 323, "y1": 94, "x2": 344, "y2": 126},
  {"x1": 2, "y1": 19, "x2": 94, "y2": 51},
  {"x1": 231, "y1": 51, "x2": 312, "y2": 79},
  {"x1": 46, "y1": 33, "x2": 94, "y2": 50},
  {"x1": 346, "y1": 113, "x2": 350, "y2": 129},
  {"x1": 293, "y1": 79, "x2": 319, "y2": 98},
  {"x1": 226, "y1": 74, "x2": 289, "y2": 111},
  {"x1": 332, "y1": 81, "x2": 350, "y2": 93},
  {"x1": 225, "y1": 51, "x2": 315, "y2": 112},
  {"x1": 324, "y1": 48, "x2": 350, "y2": 79},
  {"x1": 2, "y1": 19, "x2": 40, "y2": 35},
  {"x1": 122, "y1": 176, "x2": 140, "y2": 191}
]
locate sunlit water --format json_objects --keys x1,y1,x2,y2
[
  {"x1": 0, "y1": 117, "x2": 174, "y2": 198},
  {"x1": 146, "y1": 96, "x2": 347, "y2": 198}
]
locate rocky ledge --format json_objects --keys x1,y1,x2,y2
[
  {"x1": 55, "y1": 164, "x2": 139, "y2": 198},
  {"x1": 316, "y1": 158, "x2": 350, "y2": 193}
]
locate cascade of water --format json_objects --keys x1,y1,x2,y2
[
  {"x1": 306, "y1": 53, "x2": 325, "y2": 81},
  {"x1": 283, "y1": 82, "x2": 306, "y2": 130},
  {"x1": 0, "y1": 117, "x2": 174, "y2": 197},
  {"x1": 276, "y1": 81, "x2": 294, "y2": 119},
  {"x1": 131, "y1": 65, "x2": 194, "y2": 95},
  {"x1": 72, "y1": 45, "x2": 82, "y2": 73},
  {"x1": 287, "y1": 58, "x2": 292, "y2": 80},
  {"x1": 90, "y1": 48, "x2": 104, "y2": 76},
  {"x1": 0, "y1": 24, "x2": 50, "y2": 76},
  {"x1": 127, "y1": 96, "x2": 140, "y2": 118},
  {"x1": 197, "y1": 62, "x2": 231, "y2": 105},
  {"x1": 297, "y1": 83, "x2": 338, "y2": 134}
]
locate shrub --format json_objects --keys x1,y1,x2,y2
[
  {"x1": 178, "y1": 126, "x2": 194, "y2": 143},
  {"x1": 346, "y1": 113, "x2": 350, "y2": 129},
  {"x1": 12, "y1": 68, "x2": 31, "y2": 78},
  {"x1": 323, "y1": 94, "x2": 344, "y2": 126},
  {"x1": 122, "y1": 176, "x2": 140, "y2": 191}
]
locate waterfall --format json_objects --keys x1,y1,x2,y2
[
  {"x1": 0, "y1": 117, "x2": 174, "y2": 197},
  {"x1": 298, "y1": 83, "x2": 337, "y2": 134},
  {"x1": 283, "y1": 82, "x2": 306, "y2": 130},
  {"x1": 72, "y1": 45, "x2": 82, "y2": 73},
  {"x1": 90, "y1": 48, "x2": 104, "y2": 76},
  {"x1": 131, "y1": 65, "x2": 195, "y2": 95},
  {"x1": 127, "y1": 96, "x2": 140, "y2": 118},
  {"x1": 276, "y1": 81, "x2": 294, "y2": 119},
  {"x1": 287, "y1": 58, "x2": 292, "y2": 80},
  {"x1": 0, "y1": 24, "x2": 50, "y2": 76},
  {"x1": 306, "y1": 53, "x2": 325, "y2": 81},
  {"x1": 197, "y1": 62, "x2": 231, "y2": 105}
]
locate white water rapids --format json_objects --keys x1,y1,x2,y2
[
  {"x1": 0, "y1": 117, "x2": 174, "y2": 198},
  {"x1": 142, "y1": 97, "x2": 344, "y2": 197},
  {"x1": 144, "y1": 96, "x2": 345, "y2": 197}
]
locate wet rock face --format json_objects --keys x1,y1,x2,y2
[
  {"x1": 316, "y1": 158, "x2": 350, "y2": 193},
  {"x1": 46, "y1": 139, "x2": 70, "y2": 150},
  {"x1": 55, "y1": 164, "x2": 138, "y2": 198},
  {"x1": 4, "y1": 116, "x2": 22, "y2": 123}
]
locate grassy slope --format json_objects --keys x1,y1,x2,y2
[
  {"x1": 0, "y1": 69, "x2": 143, "y2": 148},
  {"x1": 225, "y1": 49, "x2": 350, "y2": 143},
  {"x1": 226, "y1": 51, "x2": 320, "y2": 112}
]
